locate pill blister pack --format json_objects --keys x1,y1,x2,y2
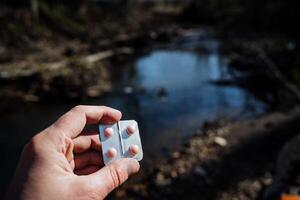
[{"x1": 99, "y1": 120, "x2": 143, "y2": 165}]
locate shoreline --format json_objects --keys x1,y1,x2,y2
[{"x1": 114, "y1": 106, "x2": 300, "y2": 199}]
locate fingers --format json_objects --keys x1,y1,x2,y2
[
  {"x1": 73, "y1": 130, "x2": 101, "y2": 153},
  {"x1": 74, "y1": 150, "x2": 103, "y2": 170},
  {"x1": 86, "y1": 158, "x2": 140, "y2": 198},
  {"x1": 52, "y1": 105, "x2": 122, "y2": 138}
]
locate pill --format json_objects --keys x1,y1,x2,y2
[
  {"x1": 129, "y1": 144, "x2": 139, "y2": 156},
  {"x1": 104, "y1": 127, "x2": 114, "y2": 138},
  {"x1": 106, "y1": 147, "x2": 117, "y2": 158},
  {"x1": 126, "y1": 125, "x2": 136, "y2": 135},
  {"x1": 99, "y1": 120, "x2": 143, "y2": 165}
]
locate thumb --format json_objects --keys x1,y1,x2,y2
[{"x1": 86, "y1": 158, "x2": 140, "y2": 199}]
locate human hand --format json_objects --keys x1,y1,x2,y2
[{"x1": 6, "y1": 105, "x2": 140, "y2": 200}]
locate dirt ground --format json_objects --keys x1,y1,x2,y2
[{"x1": 112, "y1": 106, "x2": 300, "y2": 200}]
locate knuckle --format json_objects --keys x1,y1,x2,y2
[
  {"x1": 72, "y1": 105, "x2": 84, "y2": 113},
  {"x1": 98, "y1": 106, "x2": 108, "y2": 112},
  {"x1": 24, "y1": 134, "x2": 42, "y2": 154},
  {"x1": 108, "y1": 165, "x2": 123, "y2": 189}
]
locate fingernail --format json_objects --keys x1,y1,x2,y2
[{"x1": 113, "y1": 109, "x2": 122, "y2": 115}]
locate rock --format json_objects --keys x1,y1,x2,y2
[
  {"x1": 287, "y1": 42, "x2": 296, "y2": 50},
  {"x1": 170, "y1": 170, "x2": 178, "y2": 178},
  {"x1": 171, "y1": 151, "x2": 180, "y2": 159},
  {"x1": 124, "y1": 86, "x2": 134, "y2": 94},
  {"x1": 115, "y1": 189, "x2": 126, "y2": 198},
  {"x1": 193, "y1": 166, "x2": 207, "y2": 177},
  {"x1": 0, "y1": 71, "x2": 9, "y2": 79},
  {"x1": 24, "y1": 94, "x2": 40, "y2": 102},
  {"x1": 86, "y1": 87, "x2": 101, "y2": 97},
  {"x1": 157, "y1": 87, "x2": 168, "y2": 98},
  {"x1": 217, "y1": 128, "x2": 226, "y2": 135},
  {"x1": 155, "y1": 173, "x2": 171, "y2": 186},
  {"x1": 214, "y1": 136, "x2": 227, "y2": 147},
  {"x1": 178, "y1": 166, "x2": 186, "y2": 174}
]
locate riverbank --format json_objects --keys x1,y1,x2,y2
[
  {"x1": 1, "y1": 2, "x2": 298, "y2": 113},
  {"x1": 0, "y1": 4, "x2": 181, "y2": 113},
  {"x1": 114, "y1": 106, "x2": 300, "y2": 199},
  {"x1": 2, "y1": 3, "x2": 300, "y2": 199}
]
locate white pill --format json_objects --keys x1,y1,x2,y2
[
  {"x1": 106, "y1": 147, "x2": 117, "y2": 158},
  {"x1": 129, "y1": 144, "x2": 139, "y2": 156},
  {"x1": 126, "y1": 125, "x2": 136, "y2": 135},
  {"x1": 104, "y1": 127, "x2": 114, "y2": 138}
]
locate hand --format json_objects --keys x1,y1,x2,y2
[{"x1": 6, "y1": 105, "x2": 140, "y2": 200}]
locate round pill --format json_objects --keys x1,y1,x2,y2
[
  {"x1": 104, "y1": 127, "x2": 114, "y2": 138},
  {"x1": 129, "y1": 144, "x2": 139, "y2": 156},
  {"x1": 106, "y1": 148, "x2": 117, "y2": 158},
  {"x1": 126, "y1": 125, "x2": 136, "y2": 135}
]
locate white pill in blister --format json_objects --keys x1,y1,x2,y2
[
  {"x1": 99, "y1": 120, "x2": 143, "y2": 165},
  {"x1": 126, "y1": 125, "x2": 136, "y2": 135},
  {"x1": 106, "y1": 147, "x2": 117, "y2": 158},
  {"x1": 129, "y1": 144, "x2": 139, "y2": 156},
  {"x1": 104, "y1": 127, "x2": 114, "y2": 138}
]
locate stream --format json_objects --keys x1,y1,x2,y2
[{"x1": 0, "y1": 31, "x2": 269, "y2": 189}]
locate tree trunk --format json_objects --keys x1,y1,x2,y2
[{"x1": 31, "y1": 0, "x2": 39, "y2": 21}]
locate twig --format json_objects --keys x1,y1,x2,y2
[
  {"x1": 251, "y1": 44, "x2": 300, "y2": 100},
  {"x1": 84, "y1": 50, "x2": 114, "y2": 63},
  {"x1": 47, "y1": 47, "x2": 133, "y2": 70}
]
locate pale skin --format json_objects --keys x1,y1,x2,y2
[{"x1": 6, "y1": 105, "x2": 140, "y2": 200}]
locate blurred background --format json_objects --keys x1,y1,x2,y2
[{"x1": 1, "y1": 0, "x2": 300, "y2": 199}]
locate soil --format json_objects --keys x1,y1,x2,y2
[
  {"x1": 112, "y1": 107, "x2": 300, "y2": 200},
  {"x1": 0, "y1": 5, "x2": 180, "y2": 113},
  {"x1": 2, "y1": 4, "x2": 300, "y2": 200}
]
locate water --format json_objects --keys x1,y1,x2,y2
[
  {"x1": 0, "y1": 35, "x2": 268, "y2": 194},
  {"x1": 101, "y1": 49, "x2": 268, "y2": 158}
]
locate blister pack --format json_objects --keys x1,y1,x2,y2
[{"x1": 99, "y1": 120, "x2": 143, "y2": 165}]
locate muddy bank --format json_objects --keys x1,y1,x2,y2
[
  {"x1": 113, "y1": 106, "x2": 300, "y2": 200},
  {"x1": 0, "y1": 4, "x2": 180, "y2": 113}
]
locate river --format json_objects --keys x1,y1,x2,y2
[{"x1": 0, "y1": 31, "x2": 268, "y2": 193}]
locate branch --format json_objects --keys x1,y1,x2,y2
[{"x1": 251, "y1": 44, "x2": 300, "y2": 100}]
